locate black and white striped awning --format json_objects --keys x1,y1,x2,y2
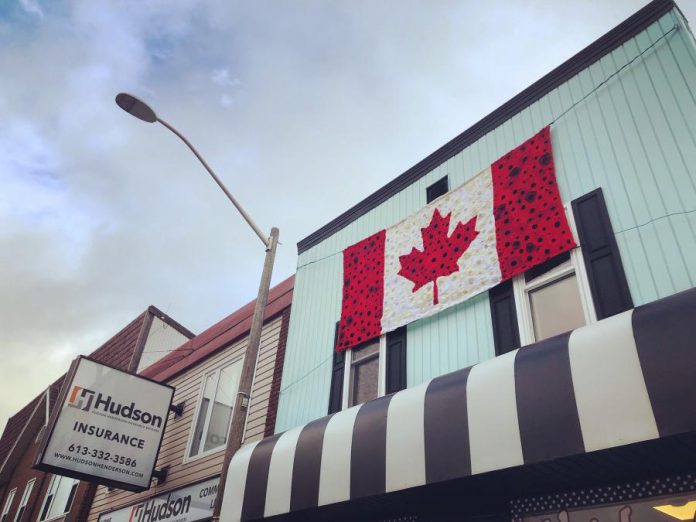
[{"x1": 220, "y1": 288, "x2": 696, "y2": 522}]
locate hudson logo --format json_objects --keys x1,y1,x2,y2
[
  {"x1": 128, "y1": 494, "x2": 191, "y2": 522},
  {"x1": 67, "y1": 386, "x2": 163, "y2": 428},
  {"x1": 68, "y1": 386, "x2": 95, "y2": 411}
]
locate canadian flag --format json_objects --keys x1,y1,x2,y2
[{"x1": 336, "y1": 127, "x2": 577, "y2": 352}]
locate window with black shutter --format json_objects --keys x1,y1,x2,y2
[
  {"x1": 489, "y1": 188, "x2": 631, "y2": 351},
  {"x1": 328, "y1": 324, "x2": 407, "y2": 411}
]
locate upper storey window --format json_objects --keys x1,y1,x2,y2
[{"x1": 188, "y1": 360, "x2": 243, "y2": 459}]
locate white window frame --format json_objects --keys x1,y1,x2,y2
[
  {"x1": 1, "y1": 488, "x2": 16, "y2": 522},
  {"x1": 341, "y1": 335, "x2": 386, "y2": 410},
  {"x1": 512, "y1": 204, "x2": 597, "y2": 346},
  {"x1": 184, "y1": 356, "x2": 244, "y2": 464},
  {"x1": 14, "y1": 479, "x2": 35, "y2": 522},
  {"x1": 37, "y1": 475, "x2": 78, "y2": 522}
]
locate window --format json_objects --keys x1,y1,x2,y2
[
  {"x1": 512, "y1": 250, "x2": 594, "y2": 344},
  {"x1": 1, "y1": 489, "x2": 16, "y2": 522},
  {"x1": 14, "y1": 479, "x2": 34, "y2": 522},
  {"x1": 426, "y1": 176, "x2": 449, "y2": 203},
  {"x1": 347, "y1": 341, "x2": 380, "y2": 407},
  {"x1": 489, "y1": 204, "x2": 596, "y2": 352},
  {"x1": 188, "y1": 360, "x2": 243, "y2": 458},
  {"x1": 38, "y1": 476, "x2": 78, "y2": 522},
  {"x1": 328, "y1": 326, "x2": 407, "y2": 414},
  {"x1": 342, "y1": 337, "x2": 385, "y2": 410},
  {"x1": 511, "y1": 205, "x2": 596, "y2": 345}
]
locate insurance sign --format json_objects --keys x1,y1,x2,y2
[
  {"x1": 97, "y1": 477, "x2": 219, "y2": 522},
  {"x1": 35, "y1": 356, "x2": 174, "y2": 491}
]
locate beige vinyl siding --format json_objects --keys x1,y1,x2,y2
[{"x1": 87, "y1": 315, "x2": 284, "y2": 522}]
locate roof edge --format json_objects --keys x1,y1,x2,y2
[
  {"x1": 140, "y1": 275, "x2": 295, "y2": 382},
  {"x1": 297, "y1": 0, "x2": 675, "y2": 255},
  {"x1": 147, "y1": 305, "x2": 196, "y2": 339}
]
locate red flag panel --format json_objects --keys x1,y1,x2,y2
[
  {"x1": 336, "y1": 230, "x2": 386, "y2": 352},
  {"x1": 492, "y1": 126, "x2": 576, "y2": 281}
]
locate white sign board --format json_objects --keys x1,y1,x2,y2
[
  {"x1": 36, "y1": 356, "x2": 174, "y2": 491},
  {"x1": 97, "y1": 477, "x2": 219, "y2": 522}
]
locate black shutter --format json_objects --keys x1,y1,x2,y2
[
  {"x1": 489, "y1": 280, "x2": 520, "y2": 356},
  {"x1": 328, "y1": 323, "x2": 345, "y2": 414},
  {"x1": 386, "y1": 326, "x2": 407, "y2": 394},
  {"x1": 572, "y1": 188, "x2": 633, "y2": 319}
]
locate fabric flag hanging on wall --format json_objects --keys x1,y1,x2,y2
[{"x1": 336, "y1": 126, "x2": 577, "y2": 352}]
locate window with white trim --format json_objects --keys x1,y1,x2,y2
[
  {"x1": 342, "y1": 336, "x2": 385, "y2": 410},
  {"x1": 0, "y1": 488, "x2": 16, "y2": 522},
  {"x1": 37, "y1": 476, "x2": 78, "y2": 522},
  {"x1": 512, "y1": 205, "x2": 596, "y2": 345},
  {"x1": 13, "y1": 479, "x2": 34, "y2": 522},
  {"x1": 188, "y1": 359, "x2": 243, "y2": 458}
]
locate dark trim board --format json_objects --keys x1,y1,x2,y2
[{"x1": 297, "y1": 0, "x2": 676, "y2": 254}]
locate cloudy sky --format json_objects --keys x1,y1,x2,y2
[{"x1": 1, "y1": 0, "x2": 694, "y2": 431}]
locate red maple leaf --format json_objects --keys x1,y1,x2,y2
[{"x1": 398, "y1": 209, "x2": 479, "y2": 305}]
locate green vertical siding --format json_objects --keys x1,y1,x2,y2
[{"x1": 275, "y1": 9, "x2": 696, "y2": 433}]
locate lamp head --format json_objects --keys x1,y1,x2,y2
[{"x1": 115, "y1": 93, "x2": 157, "y2": 123}]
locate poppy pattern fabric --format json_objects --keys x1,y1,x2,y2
[{"x1": 336, "y1": 126, "x2": 575, "y2": 352}]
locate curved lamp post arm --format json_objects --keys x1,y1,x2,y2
[
  {"x1": 157, "y1": 117, "x2": 269, "y2": 248},
  {"x1": 114, "y1": 93, "x2": 279, "y2": 520}
]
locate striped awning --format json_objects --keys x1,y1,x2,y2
[{"x1": 221, "y1": 288, "x2": 696, "y2": 522}]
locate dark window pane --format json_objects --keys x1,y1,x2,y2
[
  {"x1": 426, "y1": 176, "x2": 449, "y2": 203},
  {"x1": 39, "y1": 495, "x2": 52, "y2": 522},
  {"x1": 63, "y1": 483, "x2": 78, "y2": 514}
]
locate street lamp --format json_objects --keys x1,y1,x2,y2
[{"x1": 115, "y1": 93, "x2": 279, "y2": 521}]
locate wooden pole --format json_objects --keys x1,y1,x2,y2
[{"x1": 212, "y1": 227, "x2": 279, "y2": 521}]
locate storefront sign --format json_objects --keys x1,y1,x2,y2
[
  {"x1": 97, "y1": 477, "x2": 219, "y2": 522},
  {"x1": 35, "y1": 356, "x2": 174, "y2": 491},
  {"x1": 521, "y1": 491, "x2": 696, "y2": 522}
]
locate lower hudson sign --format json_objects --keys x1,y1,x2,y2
[
  {"x1": 35, "y1": 356, "x2": 174, "y2": 491},
  {"x1": 97, "y1": 477, "x2": 219, "y2": 522}
]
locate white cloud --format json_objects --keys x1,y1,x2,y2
[
  {"x1": 212, "y1": 68, "x2": 241, "y2": 87},
  {"x1": 19, "y1": 0, "x2": 43, "y2": 19}
]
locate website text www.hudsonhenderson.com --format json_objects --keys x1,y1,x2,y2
[{"x1": 53, "y1": 452, "x2": 144, "y2": 478}]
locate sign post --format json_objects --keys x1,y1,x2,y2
[{"x1": 34, "y1": 356, "x2": 174, "y2": 492}]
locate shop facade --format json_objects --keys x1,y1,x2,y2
[
  {"x1": 88, "y1": 276, "x2": 293, "y2": 522},
  {"x1": 0, "y1": 307, "x2": 193, "y2": 522},
  {"x1": 221, "y1": 0, "x2": 696, "y2": 520}
]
